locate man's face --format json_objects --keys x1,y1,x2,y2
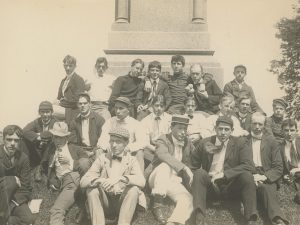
[
  {"x1": 115, "y1": 102, "x2": 130, "y2": 120},
  {"x1": 152, "y1": 102, "x2": 165, "y2": 117},
  {"x1": 215, "y1": 122, "x2": 233, "y2": 143},
  {"x1": 149, "y1": 67, "x2": 160, "y2": 80},
  {"x1": 190, "y1": 66, "x2": 202, "y2": 84},
  {"x1": 171, "y1": 123, "x2": 188, "y2": 142},
  {"x1": 39, "y1": 109, "x2": 52, "y2": 122},
  {"x1": 220, "y1": 100, "x2": 235, "y2": 117},
  {"x1": 96, "y1": 62, "x2": 107, "y2": 76},
  {"x1": 185, "y1": 100, "x2": 196, "y2": 116},
  {"x1": 130, "y1": 63, "x2": 143, "y2": 77},
  {"x1": 109, "y1": 135, "x2": 127, "y2": 156},
  {"x1": 78, "y1": 97, "x2": 91, "y2": 116},
  {"x1": 171, "y1": 61, "x2": 184, "y2": 75},
  {"x1": 273, "y1": 104, "x2": 286, "y2": 118},
  {"x1": 3, "y1": 133, "x2": 20, "y2": 157},
  {"x1": 238, "y1": 98, "x2": 251, "y2": 114},
  {"x1": 63, "y1": 62, "x2": 76, "y2": 75},
  {"x1": 251, "y1": 116, "x2": 265, "y2": 136},
  {"x1": 53, "y1": 136, "x2": 68, "y2": 149},
  {"x1": 234, "y1": 67, "x2": 246, "y2": 83},
  {"x1": 283, "y1": 125, "x2": 298, "y2": 142}
]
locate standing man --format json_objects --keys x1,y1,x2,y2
[
  {"x1": 57, "y1": 55, "x2": 85, "y2": 125},
  {"x1": 265, "y1": 98, "x2": 288, "y2": 143},
  {"x1": 136, "y1": 61, "x2": 172, "y2": 120},
  {"x1": 235, "y1": 94, "x2": 252, "y2": 132},
  {"x1": 80, "y1": 127, "x2": 146, "y2": 225},
  {"x1": 86, "y1": 57, "x2": 115, "y2": 120},
  {"x1": 23, "y1": 101, "x2": 57, "y2": 181},
  {"x1": 0, "y1": 125, "x2": 34, "y2": 225},
  {"x1": 149, "y1": 115, "x2": 194, "y2": 225},
  {"x1": 191, "y1": 116, "x2": 257, "y2": 225},
  {"x1": 280, "y1": 119, "x2": 300, "y2": 204},
  {"x1": 223, "y1": 65, "x2": 263, "y2": 113},
  {"x1": 97, "y1": 97, "x2": 147, "y2": 171},
  {"x1": 109, "y1": 59, "x2": 145, "y2": 117},
  {"x1": 187, "y1": 64, "x2": 222, "y2": 114},
  {"x1": 246, "y1": 112, "x2": 287, "y2": 225}
]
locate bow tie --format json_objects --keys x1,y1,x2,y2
[
  {"x1": 112, "y1": 155, "x2": 122, "y2": 161},
  {"x1": 188, "y1": 115, "x2": 193, "y2": 119},
  {"x1": 252, "y1": 135, "x2": 262, "y2": 140},
  {"x1": 155, "y1": 116, "x2": 161, "y2": 120}
]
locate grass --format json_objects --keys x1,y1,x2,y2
[{"x1": 31, "y1": 168, "x2": 300, "y2": 225}]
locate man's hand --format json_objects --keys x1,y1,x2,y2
[
  {"x1": 183, "y1": 166, "x2": 193, "y2": 186},
  {"x1": 137, "y1": 105, "x2": 145, "y2": 112},
  {"x1": 253, "y1": 174, "x2": 267, "y2": 186},
  {"x1": 15, "y1": 176, "x2": 21, "y2": 188},
  {"x1": 290, "y1": 168, "x2": 300, "y2": 176},
  {"x1": 101, "y1": 177, "x2": 121, "y2": 191},
  {"x1": 211, "y1": 172, "x2": 224, "y2": 184},
  {"x1": 144, "y1": 80, "x2": 152, "y2": 92},
  {"x1": 189, "y1": 133, "x2": 201, "y2": 143},
  {"x1": 92, "y1": 177, "x2": 105, "y2": 187},
  {"x1": 197, "y1": 89, "x2": 208, "y2": 98}
]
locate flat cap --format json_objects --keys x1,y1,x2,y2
[
  {"x1": 115, "y1": 97, "x2": 132, "y2": 107},
  {"x1": 109, "y1": 127, "x2": 130, "y2": 140},
  {"x1": 216, "y1": 116, "x2": 233, "y2": 127},
  {"x1": 273, "y1": 98, "x2": 288, "y2": 108},
  {"x1": 171, "y1": 115, "x2": 190, "y2": 125},
  {"x1": 39, "y1": 101, "x2": 53, "y2": 111}
]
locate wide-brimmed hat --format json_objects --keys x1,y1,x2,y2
[
  {"x1": 171, "y1": 115, "x2": 191, "y2": 125},
  {"x1": 49, "y1": 122, "x2": 70, "y2": 137}
]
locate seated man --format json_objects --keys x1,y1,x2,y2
[
  {"x1": 140, "y1": 95, "x2": 171, "y2": 164},
  {"x1": 69, "y1": 93, "x2": 105, "y2": 174},
  {"x1": 0, "y1": 163, "x2": 9, "y2": 225},
  {"x1": 187, "y1": 64, "x2": 222, "y2": 114},
  {"x1": 206, "y1": 94, "x2": 248, "y2": 137},
  {"x1": 97, "y1": 97, "x2": 147, "y2": 171},
  {"x1": 0, "y1": 125, "x2": 34, "y2": 225},
  {"x1": 136, "y1": 61, "x2": 172, "y2": 121},
  {"x1": 23, "y1": 101, "x2": 57, "y2": 181},
  {"x1": 191, "y1": 116, "x2": 257, "y2": 225},
  {"x1": 149, "y1": 115, "x2": 194, "y2": 225},
  {"x1": 109, "y1": 59, "x2": 145, "y2": 117},
  {"x1": 235, "y1": 94, "x2": 252, "y2": 132},
  {"x1": 265, "y1": 98, "x2": 288, "y2": 143},
  {"x1": 183, "y1": 97, "x2": 211, "y2": 144},
  {"x1": 223, "y1": 64, "x2": 263, "y2": 113},
  {"x1": 48, "y1": 122, "x2": 88, "y2": 225},
  {"x1": 280, "y1": 119, "x2": 300, "y2": 204},
  {"x1": 80, "y1": 127, "x2": 146, "y2": 225},
  {"x1": 246, "y1": 112, "x2": 288, "y2": 225}
]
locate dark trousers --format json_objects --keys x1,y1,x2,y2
[
  {"x1": 0, "y1": 164, "x2": 9, "y2": 224},
  {"x1": 257, "y1": 183, "x2": 287, "y2": 223},
  {"x1": 192, "y1": 169, "x2": 257, "y2": 220}
]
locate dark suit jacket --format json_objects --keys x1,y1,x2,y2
[
  {"x1": 192, "y1": 136, "x2": 255, "y2": 180},
  {"x1": 152, "y1": 133, "x2": 194, "y2": 173},
  {"x1": 245, "y1": 134, "x2": 283, "y2": 183},
  {"x1": 187, "y1": 77, "x2": 222, "y2": 114},
  {"x1": 0, "y1": 145, "x2": 32, "y2": 205},
  {"x1": 136, "y1": 79, "x2": 172, "y2": 109},
  {"x1": 57, "y1": 73, "x2": 85, "y2": 108},
  {"x1": 235, "y1": 112, "x2": 252, "y2": 132},
  {"x1": 23, "y1": 117, "x2": 57, "y2": 142},
  {"x1": 0, "y1": 163, "x2": 9, "y2": 224},
  {"x1": 69, "y1": 111, "x2": 105, "y2": 147},
  {"x1": 223, "y1": 79, "x2": 263, "y2": 113},
  {"x1": 279, "y1": 136, "x2": 300, "y2": 174}
]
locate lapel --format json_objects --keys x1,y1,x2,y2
[
  {"x1": 224, "y1": 136, "x2": 234, "y2": 162},
  {"x1": 155, "y1": 79, "x2": 163, "y2": 94},
  {"x1": 104, "y1": 151, "x2": 130, "y2": 177},
  {"x1": 260, "y1": 134, "x2": 267, "y2": 159},
  {"x1": 205, "y1": 136, "x2": 216, "y2": 170},
  {"x1": 64, "y1": 73, "x2": 77, "y2": 93},
  {"x1": 166, "y1": 133, "x2": 175, "y2": 155}
]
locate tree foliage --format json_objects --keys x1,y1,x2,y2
[{"x1": 270, "y1": 1, "x2": 300, "y2": 118}]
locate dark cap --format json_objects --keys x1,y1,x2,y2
[
  {"x1": 273, "y1": 98, "x2": 288, "y2": 108},
  {"x1": 171, "y1": 115, "x2": 190, "y2": 125},
  {"x1": 216, "y1": 116, "x2": 233, "y2": 128},
  {"x1": 39, "y1": 101, "x2": 53, "y2": 112},
  {"x1": 109, "y1": 127, "x2": 130, "y2": 140},
  {"x1": 115, "y1": 97, "x2": 132, "y2": 107}
]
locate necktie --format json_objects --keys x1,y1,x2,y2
[
  {"x1": 112, "y1": 155, "x2": 122, "y2": 162},
  {"x1": 155, "y1": 116, "x2": 161, "y2": 120},
  {"x1": 153, "y1": 80, "x2": 157, "y2": 95},
  {"x1": 290, "y1": 143, "x2": 300, "y2": 168}
]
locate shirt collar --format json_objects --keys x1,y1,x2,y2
[
  {"x1": 150, "y1": 78, "x2": 159, "y2": 83},
  {"x1": 215, "y1": 137, "x2": 229, "y2": 148},
  {"x1": 65, "y1": 71, "x2": 75, "y2": 79},
  {"x1": 172, "y1": 135, "x2": 184, "y2": 147},
  {"x1": 3, "y1": 146, "x2": 14, "y2": 159}
]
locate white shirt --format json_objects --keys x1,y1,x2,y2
[
  {"x1": 172, "y1": 136, "x2": 184, "y2": 162},
  {"x1": 284, "y1": 140, "x2": 300, "y2": 167},
  {"x1": 252, "y1": 138, "x2": 262, "y2": 167},
  {"x1": 209, "y1": 138, "x2": 228, "y2": 176},
  {"x1": 81, "y1": 117, "x2": 90, "y2": 146},
  {"x1": 87, "y1": 73, "x2": 115, "y2": 102},
  {"x1": 141, "y1": 112, "x2": 171, "y2": 144},
  {"x1": 97, "y1": 116, "x2": 147, "y2": 152},
  {"x1": 52, "y1": 144, "x2": 74, "y2": 179}
]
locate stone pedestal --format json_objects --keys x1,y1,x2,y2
[{"x1": 104, "y1": 0, "x2": 223, "y2": 85}]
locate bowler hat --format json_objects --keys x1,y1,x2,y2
[
  {"x1": 216, "y1": 116, "x2": 233, "y2": 127},
  {"x1": 49, "y1": 122, "x2": 70, "y2": 137},
  {"x1": 109, "y1": 127, "x2": 130, "y2": 140},
  {"x1": 39, "y1": 101, "x2": 53, "y2": 111},
  {"x1": 171, "y1": 115, "x2": 190, "y2": 125},
  {"x1": 273, "y1": 98, "x2": 288, "y2": 108},
  {"x1": 115, "y1": 97, "x2": 132, "y2": 107}
]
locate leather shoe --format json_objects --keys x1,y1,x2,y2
[
  {"x1": 273, "y1": 217, "x2": 286, "y2": 225},
  {"x1": 195, "y1": 211, "x2": 206, "y2": 225},
  {"x1": 152, "y1": 207, "x2": 167, "y2": 224}
]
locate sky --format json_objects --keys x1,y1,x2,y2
[{"x1": 0, "y1": 0, "x2": 297, "y2": 128}]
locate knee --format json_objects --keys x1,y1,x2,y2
[
  {"x1": 238, "y1": 172, "x2": 255, "y2": 186},
  {"x1": 193, "y1": 168, "x2": 210, "y2": 183},
  {"x1": 50, "y1": 205, "x2": 65, "y2": 217},
  {"x1": 157, "y1": 163, "x2": 172, "y2": 174},
  {"x1": 126, "y1": 186, "x2": 139, "y2": 198},
  {"x1": 86, "y1": 187, "x2": 99, "y2": 199},
  {"x1": 178, "y1": 193, "x2": 193, "y2": 211},
  {"x1": 19, "y1": 211, "x2": 35, "y2": 225},
  {"x1": 78, "y1": 158, "x2": 92, "y2": 176}
]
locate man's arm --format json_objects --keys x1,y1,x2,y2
[
  {"x1": 124, "y1": 157, "x2": 146, "y2": 188},
  {"x1": 207, "y1": 80, "x2": 222, "y2": 106},
  {"x1": 23, "y1": 120, "x2": 39, "y2": 142},
  {"x1": 108, "y1": 76, "x2": 123, "y2": 107},
  {"x1": 80, "y1": 156, "x2": 103, "y2": 188},
  {"x1": 68, "y1": 120, "x2": 79, "y2": 145}
]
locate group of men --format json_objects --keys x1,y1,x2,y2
[{"x1": 0, "y1": 54, "x2": 300, "y2": 225}]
